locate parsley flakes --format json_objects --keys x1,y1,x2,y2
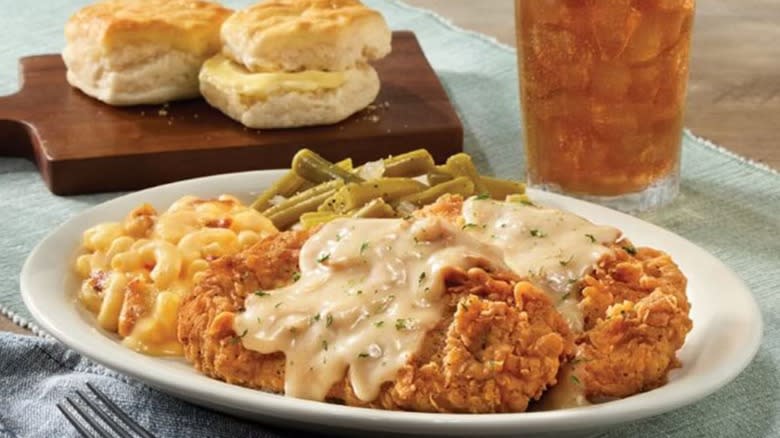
[{"x1": 230, "y1": 329, "x2": 248, "y2": 345}]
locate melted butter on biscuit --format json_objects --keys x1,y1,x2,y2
[{"x1": 200, "y1": 55, "x2": 346, "y2": 99}]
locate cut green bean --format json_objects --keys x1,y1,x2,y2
[
  {"x1": 381, "y1": 149, "x2": 435, "y2": 177},
  {"x1": 251, "y1": 170, "x2": 309, "y2": 212},
  {"x1": 335, "y1": 158, "x2": 353, "y2": 171},
  {"x1": 292, "y1": 149, "x2": 363, "y2": 184},
  {"x1": 351, "y1": 198, "x2": 396, "y2": 218},
  {"x1": 426, "y1": 170, "x2": 454, "y2": 186},
  {"x1": 319, "y1": 178, "x2": 426, "y2": 213},
  {"x1": 293, "y1": 159, "x2": 354, "y2": 195},
  {"x1": 480, "y1": 175, "x2": 525, "y2": 199},
  {"x1": 400, "y1": 176, "x2": 475, "y2": 206},
  {"x1": 264, "y1": 180, "x2": 344, "y2": 229},
  {"x1": 300, "y1": 211, "x2": 345, "y2": 229},
  {"x1": 445, "y1": 154, "x2": 489, "y2": 195}
]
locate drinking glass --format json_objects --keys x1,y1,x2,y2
[{"x1": 515, "y1": 0, "x2": 695, "y2": 212}]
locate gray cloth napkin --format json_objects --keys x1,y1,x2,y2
[{"x1": 0, "y1": 332, "x2": 322, "y2": 438}]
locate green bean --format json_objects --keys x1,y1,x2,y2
[
  {"x1": 400, "y1": 177, "x2": 475, "y2": 206},
  {"x1": 480, "y1": 175, "x2": 525, "y2": 199},
  {"x1": 293, "y1": 158, "x2": 354, "y2": 194},
  {"x1": 319, "y1": 178, "x2": 427, "y2": 213},
  {"x1": 265, "y1": 180, "x2": 344, "y2": 229},
  {"x1": 300, "y1": 211, "x2": 344, "y2": 229},
  {"x1": 351, "y1": 198, "x2": 396, "y2": 218},
  {"x1": 426, "y1": 170, "x2": 454, "y2": 186},
  {"x1": 251, "y1": 170, "x2": 309, "y2": 212},
  {"x1": 445, "y1": 154, "x2": 489, "y2": 195},
  {"x1": 292, "y1": 149, "x2": 363, "y2": 184},
  {"x1": 382, "y1": 149, "x2": 435, "y2": 177},
  {"x1": 336, "y1": 158, "x2": 354, "y2": 171}
]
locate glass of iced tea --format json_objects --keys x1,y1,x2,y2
[{"x1": 515, "y1": 0, "x2": 695, "y2": 212}]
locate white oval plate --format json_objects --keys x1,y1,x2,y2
[{"x1": 21, "y1": 170, "x2": 762, "y2": 437}]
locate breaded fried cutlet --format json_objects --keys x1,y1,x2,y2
[
  {"x1": 178, "y1": 227, "x2": 575, "y2": 413},
  {"x1": 178, "y1": 195, "x2": 691, "y2": 411}
]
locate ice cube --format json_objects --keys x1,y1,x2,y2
[
  {"x1": 633, "y1": 0, "x2": 693, "y2": 12},
  {"x1": 590, "y1": 0, "x2": 642, "y2": 60},
  {"x1": 520, "y1": 28, "x2": 592, "y2": 99},
  {"x1": 528, "y1": 25, "x2": 580, "y2": 68},
  {"x1": 531, "y1": 94, "x2": 590, "y2": 121},
  {"x1": 629, "y1": 63, "x2": 662, "y2": 102},
  {"x1": 525, "y1": 0, "x2": 573, "y2": 26},
  {"x1": 659, "y1": 11, "x2": 688, "y2": 49},
  {"x1": 591, "y1": 61, "x2": 632, "y2": 101},
  {"x1": 591, "y1": 102, "x2": 640, "y2": 139},
  {"x1": 652, "y1": 39, "x2": 690, "y2": 113},
  {"x1": 624, "y1": 15, "x2": 665, "y2": 64},
  {"x1": 656, "y1": 0, "x2": 694, "y2": 12}
]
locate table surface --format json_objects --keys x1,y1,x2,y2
[{"x1": 3, "y1": 0, "x2": 778, "y2": 331}]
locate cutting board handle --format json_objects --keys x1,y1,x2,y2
[{"x1": 0, "y1": 93, "x2": 34, "y2": 158}]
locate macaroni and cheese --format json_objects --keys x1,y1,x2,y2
[{"x1": 75, "y1": 195, "x2": 277, "y2": 355}]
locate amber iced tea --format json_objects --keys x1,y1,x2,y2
[{"x1": 516, "y1": 0, "x2": 694, "y2": 206}]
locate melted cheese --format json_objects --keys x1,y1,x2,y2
[
  {"x1": 234, "y1": 217, "x2": 508, "y2": 401},
  {"x1": 235, "y1": 198, "x2": 621, "y2": 402},
  {"x1": 200, "y1": 55, "x2": 346, "y2": 98}
]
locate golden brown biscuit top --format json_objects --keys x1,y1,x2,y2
[
  {"x1": 65, "y1": 0, "x2": 233, "y2": 55},
  {"x1": 223, "y1": 0, "x2": 384, "y2": 45}
]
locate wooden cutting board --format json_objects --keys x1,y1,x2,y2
[{"x1": 0, "y1": 31, "x2": 463, "y2": 195}]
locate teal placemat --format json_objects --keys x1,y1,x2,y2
[{"x1": 1, "y1": 1, "x2": 778, "y2": 436}]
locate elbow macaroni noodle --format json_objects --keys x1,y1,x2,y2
[{"x1": 75, "y1": 195, "x2": 277, "y2": 356}]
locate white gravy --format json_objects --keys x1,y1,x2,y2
[
  {"x1": 533, "y1": 364, "x2": 591, "y2": 410},
  {"x1": 461, "y1": 198, "x2": 621, "y2": 331},
  {"x1": 234, "y1": 198, "x2": 621, "y2": 402},
  {"x1": 234, "y1": 217, "x2": 509, "y2": 401}
]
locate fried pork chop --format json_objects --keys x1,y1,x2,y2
[{"x1": 178, "y1": 195, "x2": 691, "y2": 412}]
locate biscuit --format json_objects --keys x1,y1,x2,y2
[
  {"x1": 199, "y1": 55, "x2": 379, "y2": 128},
  {"x1": 221, "y1": 0, "x2": 391, "y2": 72},
  {"x1": 63, "y1": 0, "x2": 233, "y2": 105}
]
